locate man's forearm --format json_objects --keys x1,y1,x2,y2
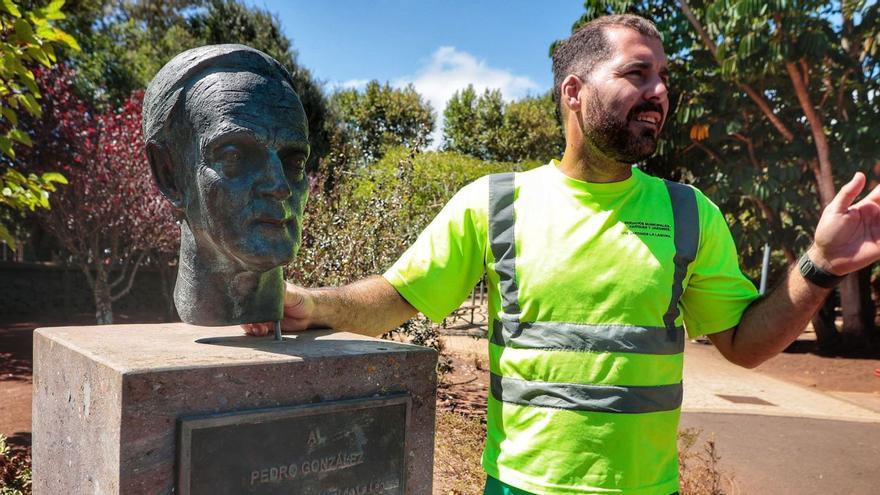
[
  {"x1": 723, "y1": 260, "x2": 832, "y2": 368},
  {"x1": 308, "y1": 276, "x2": 418, "y2": 337}
]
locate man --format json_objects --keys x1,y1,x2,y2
[
  {"x1": 244, "y1": 15, "x2": 880, "y2": 495},
  {"x1": 143, "y1": 44, "x2": 311, "y2": 326}
]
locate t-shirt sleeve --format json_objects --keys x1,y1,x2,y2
[
  {"x1": 382, "y1": 177, "x2": 488, "y2": 323},
  {"x1": 681, "y1": 193, "x2": 761, "y2": 338}
]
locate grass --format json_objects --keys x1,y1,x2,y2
[{"x1": 434, "y1": 411, "x2": 487, "y2": 494}]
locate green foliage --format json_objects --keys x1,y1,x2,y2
[
  {"x1": 56, "y1": 0, "x2": 332, "y2": 169},
  {"x1": 0, "y1": 0, "x2": 78, "y2": 249},
  {"x1": 443, "y1": 85, "x2": 563, "y2": 163},
  {"x1": 0, "y1": 434, "x2": 31, "y2": 494},
  {"x1": 0, "y1": 168, "x2": 65, "y2": 246},
  {"x1": 291, "y1": 146, "x2": 528, "y2": 288},
  {"x1": 290, "y1": 145, "x2": 532, "y2": 368},
  {"x1": 0, "y1": 0, "x2": 80, "y2": 146},
  {"x1": 329, "y1": 81, "x2": 435, "y2": 164},
  {"x1": 54, "y1": 1, "x2": 203, "y2": 104}
]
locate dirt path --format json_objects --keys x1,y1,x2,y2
[
  {"x1": 0, "y1": 322, "x2": 34, "y2": 455},
  {"x1": 680, "y1": 412, "x2": 880, "y2": 495}
]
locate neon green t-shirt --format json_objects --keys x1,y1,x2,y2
[{"x1": 384, "y1": 162, "x2": 759, "y2": 494}]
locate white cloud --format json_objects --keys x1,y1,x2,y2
[
  {"x1": 330, "y1": 78, "x2": 371, "y2": 91},
  {"x1": 394, "y1": 46, "x2": 541, "y2": 147}
]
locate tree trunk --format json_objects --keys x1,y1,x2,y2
[
  {"x1": 94, "y1": 267, "x2": 114, "y2": 325},
  {"x1": 811, "y1": 294, "x2": 839, "y2": 354},
  {"x1": 839, "y1": 265, "x2": 874, "y2": 339}
]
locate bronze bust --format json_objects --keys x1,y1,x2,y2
[{"x1": 143, "y1": 44, "x2": 309, "y2": 326}]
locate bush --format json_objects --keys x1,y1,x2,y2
[
  {"x1": 288, "y1": 145, "x2": 533, "y2": 372},
  {"x1": 0, "y1": 435, "x2": 31, "y2": 495},
  {"x1": 678, "y1": 428, "x2": 730, "y2": 495},
  {"x1": 290, "y1": 146, "x2": 534, "y2": 288}
]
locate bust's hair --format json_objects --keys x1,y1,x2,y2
[{"x1": 142, "y1": 44, "x2": 296, "y2": 147}]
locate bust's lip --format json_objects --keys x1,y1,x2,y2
[{"x1": 253, "y1": 216, "x2": 293, "y2": 226}]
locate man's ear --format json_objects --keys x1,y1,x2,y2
[
  {"x1": 146, "y1": 141, "x2": 184, "y2": 211},
  {"x1": 560, "y1": 74, "x2": 583, "y2": 112}
]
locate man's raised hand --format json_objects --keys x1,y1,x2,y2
[{"x1": 809, "y1": 172, "x2": 880, "y2": 276}]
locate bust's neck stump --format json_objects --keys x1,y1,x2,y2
[{"x1": 173, "y1": 225, "x2": 286, "y2": 326}]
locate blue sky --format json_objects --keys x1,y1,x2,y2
[{"x1": 244, "y1": 1, "x2": 585, "y2": 136}]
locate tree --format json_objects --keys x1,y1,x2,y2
[
  {"x1": 572, "y1": 1, "x2": 880, "y2": 350},
  {"x1": 20, "y1": 66, "x2": 177, "y2": 324},
  {"x1": 0, "y1": 0, "x2": 78, "y2": 248},
  {"x1": 329, "y1": 80, "x2": 435, "y2": 164},
  {"x1": 57, "y1": 0, "x2": 331, "y2": 172},
  {"x1": 443, "y1": 85, "x2": 563, "y2": 163},
  {"x1": 444, "y1": 86, "x2": 505, "y2": 160}
]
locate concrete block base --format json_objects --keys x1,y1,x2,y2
[{"x1": 32, "y1": 324, "x2": 437, "y2": 494}]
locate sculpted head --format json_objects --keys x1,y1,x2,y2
[{"x1": 143, "y1": 44, "x2": 309, "y2": 325}]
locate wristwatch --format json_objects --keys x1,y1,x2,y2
[{"x1": 797, "y1": 253, "x2": 845, "y2": 288}]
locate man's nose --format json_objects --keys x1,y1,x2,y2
[
  {"x1": 256, "y1": 152, "x2": 292, "y2": 200},
  {"x1": 645, "y1": 74, "x2": 668, "y2": 102}
]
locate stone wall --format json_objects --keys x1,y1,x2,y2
[{"x1": 0, "y1": 261, "x2": 176, "y2": 323}]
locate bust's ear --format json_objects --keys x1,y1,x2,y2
[{"x1": 146, "y1": 141, "x2": 184, "y2": 211}]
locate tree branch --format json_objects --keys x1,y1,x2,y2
[
  {"x1": 835, "y1": 68, "x2": 854, "y2": 122},
  {"x1": 735, "y1": 84, "x2": 796, "y2": 142},
  {"x1": 785, "y1": 60, "x2": 836, "y2": 207},
  {"x1": 691, "y1": 140, "x2": 724, "y2": 164},
  {"x1": 110, "y1": 254, "x2": 132, "y2": 289},
  {"x1": 80, "y1": 263, "x2": 95, "y2": 289},
  {"x1": 677, "y1": 0, "x2": 796, "y2": 142},
  {"x1": 799, "y1": 58, "x2": 810, "y2": 88},
  {"x1": 111, "y1": 250, "x2": 147, "y2": 303},
  {"x1": 731, "y1": 132, "x2": 762, "y2": 171}
]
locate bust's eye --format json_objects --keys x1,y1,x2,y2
[
  {"x1": 214, "y1": 144, "x2": 244, "y2": 177},
  {"x1": 281, "y1": 151, "x2": 307, "y2": 181}
]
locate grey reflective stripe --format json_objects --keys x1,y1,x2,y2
[
  {"x1": 488, "y1": 173, "x2": 521, "y2": 315},
  {"x1": 663, "y1": 181, "x2": 700, "y2": 335},
  {"x1": 491, "y1": 373, "x2": 683, "y2": 414},
  {"x1": 490, "y1": 319, "x2": 685, "y2": 355}
]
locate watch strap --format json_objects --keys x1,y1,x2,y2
[{"x1": 797, "y1": 253, "x2": 844, "y2": 289}]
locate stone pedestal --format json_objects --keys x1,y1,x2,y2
[{"x1": 32, "y1": 323, "x2": 437, "y2": 494}]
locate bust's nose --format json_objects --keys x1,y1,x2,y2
[{"x1": 256, "y1": 151, "x2": 292, "y2": 201}]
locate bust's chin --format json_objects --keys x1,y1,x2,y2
[
  {"x1": 232, "y1": 250, "x2": 297, "y2": 274},
  {"x1": 174, "y1": 262, "x2": 286, "y2": 326},
  {"x1": 174, "y1": 223, "x2": 290, "y2": 325}
]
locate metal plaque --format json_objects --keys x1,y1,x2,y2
[{"x1": 178, "y1": 394, "x2": 410, "y2": 495}]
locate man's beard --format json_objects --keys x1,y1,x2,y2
[{"x1": 582, "y1": 91, "x2": 663, "y2": 164}]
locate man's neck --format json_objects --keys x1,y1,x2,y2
[
  {"x1": 558, "y1": 125, "x2": 633, "y2": 183},
  {"x1": 174, "y1": 223, "x2": 285, "y2": 326}
]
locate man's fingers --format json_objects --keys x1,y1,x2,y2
[
  {"x1": 828, "y1": 172, "x2": 866, "y2": 214},
  {"x1": 859, "y1": 182, "x2": 880, "y2": 207},
  {"x1": 242, "y1": 322, "x2": 271, "y2": 336}
]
